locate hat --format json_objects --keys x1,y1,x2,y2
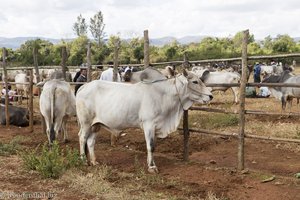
[{"x1": 80, "y1": 63, "x2": 88, "y2": 69}]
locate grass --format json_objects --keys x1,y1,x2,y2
[
  {"x1": 190, "y1": 112, "x2": 239, "y2": 129},
  {"x1": 0, "y1": 136, "x2": 25, "y2": 156},
  {"x1": 19, "y1": 141, "x2": 84, "y2": 179}
]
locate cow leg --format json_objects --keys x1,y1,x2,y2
[
  {"x1": 62, "y1": 116, "x2": 69, "y2": 143},
  {"x1": 87, "y1": 132, "x2": 98, "y2": 166},
  {"x1": 42, "y1": 115, "x2": 52, "y2": 144},
  {"x1": 144, "y1": 124, "x2": 158, "y2": 173},
  {"x1": 231, "y1": 87, "x2": 239, "y2": 104},
  {"x1": 79, "y1": 127, "x2": 90, "y2": 164},
  {"x1": 111, "y1": 134, "x2": 120, "y2": 147},
  {"x1": 281, "y1": 96, "x2": 287, "y2": 111}
]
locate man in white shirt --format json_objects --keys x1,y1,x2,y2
[{"x1": 99, "y1": 66, "x2": 121, "y2": 82}]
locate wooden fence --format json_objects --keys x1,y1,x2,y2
[
  {"x1": 2, "y1": 30, "x2": 300, "y2": 171},
  {"x1": 179, "y1": 30, "x2": 300, "y2": 171}
]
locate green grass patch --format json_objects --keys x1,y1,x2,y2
[
  {"x1": 19, "y1": 141, "x2": 84, "y2": 179},
  {"x1": 190, "y1": 113, "x2": 239, "y2": 129},
  {"x1": 0, "y1": 136, "x2": 24, "y2": 156}
]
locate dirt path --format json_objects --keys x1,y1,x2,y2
[{"x1": 0, "y1": 121, "x2": 299, "y2": 199}]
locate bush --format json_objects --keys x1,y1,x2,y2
[{"x1": 20, "y1": 142, "x2": 83, "y2": 179}]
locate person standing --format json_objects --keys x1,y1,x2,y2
[
  {"x1": 74, "y1": 68, "x2": 87, "y2": 95},
  {"x1": 253, "y1": 62, "x2": 261, "y2": 83}
]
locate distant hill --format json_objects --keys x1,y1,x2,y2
[
  {"x1": 0, "y1": 35, "x2": 209, "y2": 49},
  {"x1": 0, "y1": 35, "x2": 299, "y2": 50},
  {"x1": 0, "y1": 37, "x2": 71, "y2": 49}
]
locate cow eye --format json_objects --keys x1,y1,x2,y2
[{"x1": 192, "y1": 80, "x2": 198, "y2": 84}]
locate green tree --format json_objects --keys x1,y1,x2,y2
[
  {"x1": 68, "y1": 35, "x2": 89, "y2": 65},
  {"x1": 73, "y1": 14, "x2": 88, "y2": 37},
  {"x1": 89, "y1": 11, "x2": 105, "y2": 46},
  {"x1": 272, "y1": 34, "x2": 297, "y2": 53}
]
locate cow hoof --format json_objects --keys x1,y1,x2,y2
[
  {"x1": 148, "y1": 166, "x2": 159, "y2": 173},
  {"x1": 64, "y1": 139, "x2": 70, "y2": 143},
  {"x1": 91, "y1": 161, "x2": 99, "y2": 166}
]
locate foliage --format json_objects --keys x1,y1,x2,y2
[
  {"x1": 3, "y1": 30, "x2": 300, "y2": 67},
  {"x1": 90, "y1": 11, "x2": 106, "y2": 46},
  {"x1": 73, "y1": 14, "x2": 88, "y2": 37},
  {"x1": 191, "y1": 113, "x2": 239, "y2": 129},
  {"x1": 68, "y1": 35, "x2": 89, "y2": 65},
  {"x1": 0, "y1": 137, "x2": 23, "y2": 156},
  {"x1": 19, "y1": 142, "x2": 84, "y2": 179}
]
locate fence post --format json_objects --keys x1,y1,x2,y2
[
  {"x1": 87, "y1": 42, "x2": 92, "y2": 82},
  {"x1": 293, "y1": 60, "x2": 296, "y2": 68},
  {"x1": 2, "y1": 48, "x2": 9, "y2": 127},
  {"x1": 61, "y1": 45, "x2": 67, "y2": 81},
  {"x1": 238, "y1": 30, "x2": 249, "y2": 171},
  {"x1": 144, "y1": 30, "x2": 150, "y2": 69},
  {"x1": 183, "y1": 52, "x2": 190, "y2": 161},
  {"x1": 33, "y1": 46, "x2": 41, "y2": 83},
  {"x1": 113, "y1": 39, "x2": 120, "y2": 82},
  {"x1": 28, "y1": 69, "x2": 34, "y2": 132}
]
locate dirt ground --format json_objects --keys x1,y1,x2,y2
[{"x1": 0, "y1": 101, "x2": 300, "y2": 200}]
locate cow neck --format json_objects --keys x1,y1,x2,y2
[
  {"x1": 141, "y1": 78, "x2": 168, "y2": 84},
  {"x1": 174, "y1": 75, "x2": 185, "y2": 111}
]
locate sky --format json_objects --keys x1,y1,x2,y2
[{"x1": 0, "y1": 0, "x2": 300, "y2": 40}]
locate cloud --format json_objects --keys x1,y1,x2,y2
[{"x1": 0, "y1": 0, "x2": 299, "y2": 39}]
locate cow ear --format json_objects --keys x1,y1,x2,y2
[
  {"x1": 200, "y1": 70, "x2": 210, "y2": 82},
  {"x1": 183, "y1": 69, "x2": 188, "y2": 77}
]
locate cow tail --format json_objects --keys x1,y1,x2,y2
[{"x1": 50, "y1": 87, "x2": 56, "y2": 143}]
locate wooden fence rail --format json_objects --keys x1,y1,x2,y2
[{"x1": 178, "y1": 128, "x2": 300, "y2": 144}]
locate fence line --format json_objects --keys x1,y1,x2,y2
[{"x1": 178, "y1": 128, "x2": 300, "y2": 144}]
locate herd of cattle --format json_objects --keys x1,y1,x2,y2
[{"x1": 0, "y1": 63, "x2": 298, "y2": 172}]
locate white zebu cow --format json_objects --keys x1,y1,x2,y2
[
  {"x1": 39, "y1": 79, "x2": 76, "y2": 144},
  {"x1": 76, "y1": 69, "x2": 213, "y2": 173},
  {"x1": 15, "y1": 72, "x2": 29, "y2": 99},
  {"x1": 194, "y1": 69, "x2": 241, "y2": 103},
  {"x1": 260, "y1": 64, "x2": 283, "y2": 77}
]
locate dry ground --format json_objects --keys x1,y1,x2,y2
[{"x1": 0, "y1": 70, "x2": 300, "y2": 199}]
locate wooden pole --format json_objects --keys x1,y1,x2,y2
[
  {"x1": 28, "y1": 69, "x2": 34, "y2": 132},
  {"x1": 293, "y1": 60, "x2": 296, "y2": 68},
  {"x1": 2, "y1": 48, "x2": 9, "y2": 127},
  {"x1": 61, "y1": 45, "x2": 67, "y2": 81},
  {"x1": 183, "y1": 110, "x2": 189, "y2": 161},
  {"x1": 86, "y1": 42, "x2": 92, "y2": 82},
  {"x1": 238, "y1": 30, "x2": 249, "y2": 171},
  {"x1": 183, "y1": 53, "x2": 190, "y2": 161},
  {"x1": 144, "y1": 30, "x2": 150, "y2": 69},
  {"x1": 113, "y1": 39, "x2": 120, "y2": 82},
  {"x1": 32, "y1": 46, "x2": 41, "y2": 83}
]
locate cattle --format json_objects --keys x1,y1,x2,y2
[
  {"x1": 76, "y1": 69, "x2": 213, "y2": 173},
  {"x1": 194, "y1": 69, "x2": 241, "y2": 103},
  {"x1": 129, "y1": 67, "x2": 167, "y2": 83},
  {"x1": 262, "y1": 70, "x2": 300, "y2": 111},
  {"x1": 14, "y1": 72, "x2": 29, "y2": 99},
  {"x1": 160, "y1": 66, "x2": 177, "y2": 78},
  {"x1": 260, "y1": 64, "x2": 284, "y2": 77},
  {"x1": 39, "y1": 79, "x2": 76, "y2": 144},
  {"x1": 49, "y1": 70, "x2": 72, "y2": 82},
  {"x1": 0, "y1": 103, "x2": 29, "y2": 127}
]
